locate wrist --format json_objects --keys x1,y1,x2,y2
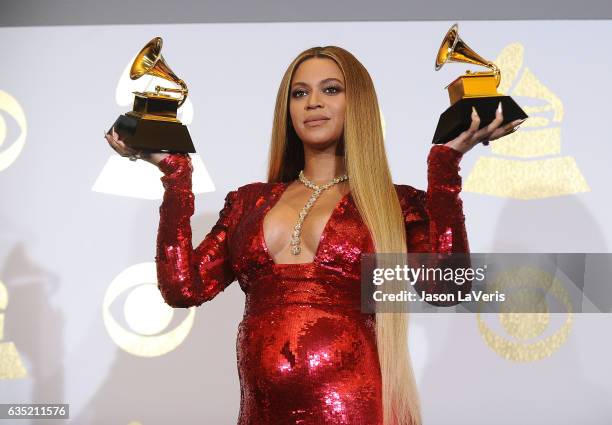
[
  {"x1": 431, "y1": 144, "x2": 464, "y2": 163},
  {"x1": 157, "y1": 153, "x2": 191, "y2": 175}
]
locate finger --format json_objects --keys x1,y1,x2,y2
[
  {"x1": 469, "y1": 122, "x2": 496, "y2": 146},
  {"x1": 479, "y1": 101, "x2": 504, "y2": 132},
  {"x1": 107, "y1": 137, "x2": 124, "y2": 156},
  {"x1": 111, "y1": 128, "x2": 128, "y2": 150},
  {"x1": 500, "y1": 118, "x2": 525, "y2": 133},
  {"x1": 106, "y1": 127, "x2": 137, "y2": 157},
  {"x1": 487, "y1": 125, "x2": 513, "y2": 141},
  {"x1": 110, "y1": 129, "x2": 138, "y2": 156},
  {"x1": 489, "y1": 128, "x2": 510, "y2": 141},
  {"x1": 468, "y1": 106, "x2": 481, "y2": 133},
  {"x1": 105, "y1": 131, "x2": 129, "y2": 156},
  {"x1": 105, "y1": 132, "x2": 118, "y2": 149},
  {"x1": 480, "y1": 102, "x2": 505, "y2": 136},
  {"x1": 471, "y1": 107, "x2": 505, "y2": 144},
  {"x1": 116, "y1": 139, "x2": 138, "y2": 155},
  {"x1": 455, "y1": 106, "x2": 481, "y2": 145},
  {"x1": 490, "y1": 118, "x2": 526, "y2": 141},
  {"x1": 105, "y1": 130, "x2": 119, "y2": 146}
]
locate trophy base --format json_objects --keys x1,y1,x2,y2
[
  {"x1": 432, "y1": 96, "x2": 528, "y2": 144},
  {"x1": 108, "y1": 114, "x2": 196, "y2": 153}
]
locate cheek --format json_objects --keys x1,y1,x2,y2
[
  {"x1": 289, "y1": 104, "x2": 309, "y2": 139},
  {"x1": 331, "y1": 105, "x2": 346, "y2": 130},
  {"x1": 331, "y1": 98, "x2": 346, "y2": 123},
  {"x1": 289, "y1": 103, "x2": 299, "y2": 127}
]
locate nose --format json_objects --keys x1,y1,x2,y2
[{"x1": 306, "y1": 91, "x2": 322, "y2": 109}]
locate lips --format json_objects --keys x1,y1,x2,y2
[{"x1": 304, "y1": 115, "x2": 330, "y2": 126}]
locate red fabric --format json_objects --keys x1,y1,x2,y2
[{"x1": 155, "y1": 144, "x2": 469, "y2": 424}]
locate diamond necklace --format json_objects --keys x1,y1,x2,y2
[{"x1": 290, "y1": 170, "x2": 349, "y2": 255}]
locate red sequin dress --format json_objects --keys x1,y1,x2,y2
[{"x1": 155, "y1": 144, "x2": 469, "y2": 425}]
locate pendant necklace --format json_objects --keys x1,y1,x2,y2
[{"x1": 290, "y1": 170, "x2": 349, "y2": 255}]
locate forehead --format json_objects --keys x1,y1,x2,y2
[{"x1": 291, "y1": 57, "x2": 344, "y2": 84}]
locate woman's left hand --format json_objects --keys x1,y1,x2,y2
[{"x1": 444, "y1": 102, "x2": 526, "y2": 155}]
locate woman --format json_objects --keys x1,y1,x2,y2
[{"x1": 106, "y1": 46, "x2": 522, "y2": 425}]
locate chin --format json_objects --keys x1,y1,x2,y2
[
  {"x1": 300, "y1": 136, "x2": 339, "y2": 149},
  {"x1": 298, "y1": 130, "x2": 341, "y2": 145}
]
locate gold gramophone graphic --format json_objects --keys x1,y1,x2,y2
[
  {"x1": 477, "y1": 266, "x2": 573, "y2": 362},
  {"x1": 464, "y1": 43, "x2": 590, "y2": 199},
  {"x1": 108, "y1": 37, "x2": 195, "y2": 153},
  {"x1": 432, "y1": 23, "x2": 528, "y2": 144}
]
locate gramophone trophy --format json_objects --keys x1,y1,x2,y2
[
  {"x1": 431, "y1": 23, "x2": 528, "y2": 144},
  {"x1": 108, "y1": 37, "x2": 195, "y2": 153}
]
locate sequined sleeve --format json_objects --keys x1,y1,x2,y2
[
  {"x1": 155, "y1": 154, "x2": 243, "y2": 308},
  {"x1": 401, "y1": 144, "x2": 471, "y2": 305}
]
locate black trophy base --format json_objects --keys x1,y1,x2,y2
[
  {"x1": 431, "y1": 96, "x2": 528, "y2": 144},
  {"x1": 108, "y1": 114, "x2": 196, "y2": 153}
]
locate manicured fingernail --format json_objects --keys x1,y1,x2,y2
[
  {"x1": 515, "y1": 118, "x2": 526, "y2": 125},
  {"x1": 471, "y1": 106, "x2": 478, "y2": 118},
  {"x1": 497, "y1": 102, "x2": 502, "y2": 114}
]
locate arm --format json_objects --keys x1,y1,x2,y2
[
  {"x1": 155, "y1": 154, "x2": 242, "y2": 308},
  {"x1": 423, "y1": 144, "x2": 469, "y2": 254},
  {"x1": 404, "y1": 144, "x2": 471, "y2": 305}
]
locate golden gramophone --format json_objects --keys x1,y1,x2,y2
[
  {"x1": 431, "y1": 23, "x2": 528, "y2": 144},
  {"x1": 108, "y1": 36, "x2": 196, "y2": 153}
]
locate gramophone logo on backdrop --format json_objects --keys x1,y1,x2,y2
[
  {"x1": 476, "y1": 265, "x2": 574, "y2": 362},
  {"x1": 464, "y1": 43, "x2": 590, "y2": 199}
]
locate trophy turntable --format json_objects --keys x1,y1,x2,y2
[
  {"x1": 108, "y1": 37, "x2": 195, "y2": 153},
  {"x1": 432, "y1": 23, "x2": 528, "y2": 144}
]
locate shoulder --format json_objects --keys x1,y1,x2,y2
[
  {"x1": 394, "y1": 183, "x2": 424, "y2": 199},
  {"x1": 233, "y1": 181, "x2": 277, "y2": 196},
  {"x1": 393, "y1": 183, "x2": 428, "y2": 223},
  {"x1": 226, "y1": 181, "x2": 280, "y2": 207}
]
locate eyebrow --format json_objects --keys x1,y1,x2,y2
[{"x1": 291, "y1": 78, "x2": 344, "y2": 88}]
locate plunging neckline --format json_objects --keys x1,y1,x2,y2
[{"x1": 260, "y1": 182, "x2": 352, "y2": 267}]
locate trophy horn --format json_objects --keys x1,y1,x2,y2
[
  {"x1": 130, "y1": 37, "x2": 189, "y2": 107},
  {"x1": 435, "y1": 23, "x2": 501, "y2": 87}
]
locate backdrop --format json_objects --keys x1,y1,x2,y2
[{"x1": 1, "y1": 20, "x2": 611, "y2": 425}]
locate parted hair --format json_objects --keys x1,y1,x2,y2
[{"x1": 267, "y1": 46, "x2": 422, "y2": 425}]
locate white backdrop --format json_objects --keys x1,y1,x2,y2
[{"x1": 1, "y1": 20, "x2": 611, "y2": 424}]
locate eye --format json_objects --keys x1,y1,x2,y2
[
  {"x1": 291, "y1": 85, "x2": 343, "y2": 98},
  {"x1": 324, "y1": 85, "x2": 342, "y2": 94},
  {"x1": 291, "y1": 89, "x2": 307, "y2": 98}
]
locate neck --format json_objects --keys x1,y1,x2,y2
[{"x1": 302, "y1": 146, "x2": 347, "y2": 185}]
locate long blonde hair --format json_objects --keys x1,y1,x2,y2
[{"x1": 266, "y1": 46, "x2": 422, "y2": 425}]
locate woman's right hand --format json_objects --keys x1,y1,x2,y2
[{"x1": 104, "y1": 126, "x2": 170, "y2": 167}]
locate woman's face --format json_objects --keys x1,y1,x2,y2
[{"x1": 289, "y1": 57, "x2": 346, "y2": 150}]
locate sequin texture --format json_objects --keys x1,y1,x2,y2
[{"x1": 155, "y1": 145, "x2": 469, "y2": 424}]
